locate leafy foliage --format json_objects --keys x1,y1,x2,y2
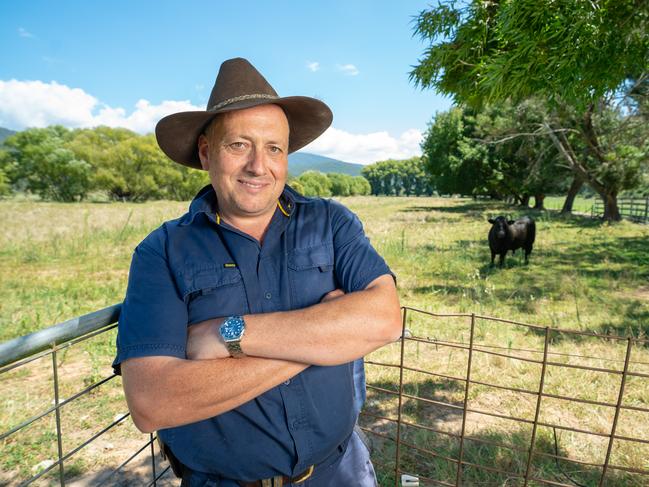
[
  {"x1": 1, "y1": 126, "x2": 209, "y2": 202},
  {"x1": 361, "y1": 157, "x2": 433, "y2": 196},
  {"x1": 2, "y1": 126, "x2": 91, "y2": 201},
  {"x1": 411, "y1": 0, "x2": 649, "y2": 219},
  {"x1": 411, "y1": 0, "x2": 649, "y2": 110},
  {"x1": 291, "y1": 171, "x2": 371, "y2": 197}
]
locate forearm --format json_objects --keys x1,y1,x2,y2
[
  {"x1": 121, "y1": 355, "x2": 307, "y2": 433},
  {"x1": 244, "y1": 274, "x2": 401, "y2": 365}
]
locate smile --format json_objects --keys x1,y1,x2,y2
[{"x1": 239, "y1": 180, "x2": 268, "y2": 189}]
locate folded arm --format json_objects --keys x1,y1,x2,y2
[
  {"x1": 188, "y1": 273, "x2": 402, "y2": 366},
  {"x1": 121, "y1": 355, "x2": 307, "y2": 433},
  {"x1": 123, "y1": 274, "x2": 400, "y2": 432}
]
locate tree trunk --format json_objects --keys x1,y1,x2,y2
[
  {"x1": 543, "y1": 120, "x2": 620, "y2": 221},
  {"x1": 602, "y1": 192, "x2": 621, "y2": 221},
  {"x1": 520, "y1": 194, "x2": 530, "y2": 207},
  {"x1": 534, "y1": 194, "x2": 545, "y2": 210},
  {"x1": 561, "y1": 176, "x2": 584, "y2": 214}
]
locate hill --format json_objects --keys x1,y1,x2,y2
[
  {"x1": 288, "y1": 152, "x2": 364, "y2": 176},
  {"x1": 0, "y1": 127, "x2": 16, "y2": 145}
]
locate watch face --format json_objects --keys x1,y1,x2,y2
[{"x1": 220, "y1": 316, "x2": 245, "y2": 341}]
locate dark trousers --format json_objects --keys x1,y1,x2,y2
[{"x1": 181, "y1": 430, "x2": 377, "y2": 487}]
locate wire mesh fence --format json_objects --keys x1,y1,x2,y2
[
  {"x1": 360, "y1": 307, "x2": 649, "y2": 486},
  {"x1": 1, "y1": 305, "x2": 648, "y2": 485},
  {"x1": 0, "y1": 306, "x2": 174, "y2": 486}
]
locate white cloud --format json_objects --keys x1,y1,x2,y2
[
  {"x1": 302, "y1": 127, "x2": 423, "y2": 164},
  {"x1": 18, "y1": 27, "x2": 33, "y2": 38},
  {"x1": 337, "y1": 64, "x2": 359, "y2": 76},
  {"x1": 306, "y1": 61, "x2": 320, "y2": 73},
  {"x1": 0, "y1": 79, "x2": 202, "y2": 133},
  {"x1": 0, "y1": 79, "x2": 422, "y2": 164}
]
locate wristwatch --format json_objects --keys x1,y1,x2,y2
[{"x1": 219, "y1": 316, "x2": 246, "y2": 358}]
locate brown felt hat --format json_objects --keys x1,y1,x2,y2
[{"x1": 155, "y1": 57, "x2": 333, "y2": 169}]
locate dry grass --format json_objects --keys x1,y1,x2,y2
[{"x1": 1, "y1": 196, "x2": 649, "y2": 486}]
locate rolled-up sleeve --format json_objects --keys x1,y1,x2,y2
[
  {"x1": 330, "y1": 201, "x2": 394, "y2": 292},
  {"x1": 112, "y1": 239, "x2": 188, "y2": 374}
]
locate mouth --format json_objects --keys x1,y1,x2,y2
[{"x1": 238, "y1": 179, "x2": 270, "y2": 190}]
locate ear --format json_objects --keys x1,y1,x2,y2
[
  {"x1": 197, "y1": 134, "x2": 210, "y2": 171},
  {"x1": 488, "y1": 218, "x2": 495, "y2": 224},
  {"x1": 508, "y1": 220, "x2": 515, "y2": 225}
]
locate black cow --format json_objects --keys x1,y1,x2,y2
[{"x1": 488, "y1": 216, "x2": 536, "y2": 267}]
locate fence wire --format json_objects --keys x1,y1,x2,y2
[
  {"x1": 1, "y1": 306, "x2": 648, "y2": 486},
  {"x1": 359, "y1": 307, "x2": 649, "y2": 487}
]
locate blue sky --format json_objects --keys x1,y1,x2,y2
[{"x1": 0, "y1": 1, "x2": 452, "y2": 163}]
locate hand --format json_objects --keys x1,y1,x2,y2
[
  {"x1": 321, "y1": 288, "x2": 345, "y2": 303},
  {"x1": 186, "y1": 318, "x2": 230, "y2": 360}
]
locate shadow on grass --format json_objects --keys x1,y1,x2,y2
[
  {"x1": 64, "y1": 448, "x2": 178, "y2": 487},
  {"x1": 361, "y1": 377, "x2": 645, "y2": 486}
]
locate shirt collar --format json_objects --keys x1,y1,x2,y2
[{"x1": 180, "y1": 183, "x2": 309, "y2": 227}]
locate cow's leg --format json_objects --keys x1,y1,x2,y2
[
  {"x1": 525, "y1": 246, "x2": 532, "y2": 264},
  {"x1": 499, "y1": 252, "x2": 505, "y2": 267},
  {"x1": 491, "y1": 251, "x2": 496, "y2": 266}
]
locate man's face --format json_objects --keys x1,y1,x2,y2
[{"x1": 198, "y1": 104, "x2": 289, "y2": 225}]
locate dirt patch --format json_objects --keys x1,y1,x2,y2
[{"x1": 630, "y1": 285, "x2": 649, "y2": 301}]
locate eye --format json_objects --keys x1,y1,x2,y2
[
  {"x1": 269, "y1": 146, "x2": 283, "y2": 154},
  {"x1": 229, "y1": 141, "x2": 247, "y2": 151}
]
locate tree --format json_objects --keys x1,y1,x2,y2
[
  {"x1": 361, "y1": 158, "x2": 433, "y2": 196},
  {"x1": 350, "y1": 175, "x2": 371, "y2": 196},
  {"x1": 3, "y1": 126, "x2": 91, "y2": 201},
  {"x1": 327, "y1": 173, "x2": 352, "y2": 196},
  {"x1": 296, "y1": 171, "x2": 332, "y2": 197},
  {"x1": 412, "y1": 0, "x2": 649, "y2": 220}
]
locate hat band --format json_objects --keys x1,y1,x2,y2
[{"x1": 209, "y1": 93, "x2": 278, "y2": 112}]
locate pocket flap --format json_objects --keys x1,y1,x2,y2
[
  {"x1": 178, "y1": 266, "x2": 242, "y2": 298},
  {"x1": 288, "y1": 244, "x2": 334, "y2": 271}
]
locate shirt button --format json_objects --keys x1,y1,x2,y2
[
  {"x1": 284, "y1": 379, "x2": 291, "y2": 386},
  {"x1": 264, "y1": 292, "x2": 272, "y2": 300},
  {"x1": 292, "y1": 420, "x2": 300, "y2": 429}
]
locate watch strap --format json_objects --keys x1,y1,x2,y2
[{"x1": 225, "y1": 340, "x2": 245, "y2": 358}]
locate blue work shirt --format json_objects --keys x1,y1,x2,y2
[{"x1": 113, "y1": 184, "x2": 392, "y2": 481}]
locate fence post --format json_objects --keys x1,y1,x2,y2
[
  {"x1": 394, "y1": 307, "x2": 408, "y2": 487},
  {"x1": 455, "y1": 313, "x2": 476, "y2": 486},
  {"x1": 52, "y1": 346, "x2": 65, "y2": 486},
  {"x1": 150, "y1": 433, "x2": 157, "y2": 486},
  {"x1": 599, "y1": 338, "x2": 633, "y2": 486},
  {"x1": 523, "y1": 327, "x2": 550, "y2": 485},
  {"x1": 644, "y1": 197, "x2": 648, "y2": 223}
]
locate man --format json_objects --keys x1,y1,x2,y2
[{"x1": 113, "y1": 58, "x2": 401, "y2": 487}]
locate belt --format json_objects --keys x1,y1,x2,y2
[
  {"x1": 237, "y1": 433, "x2": 351, "y2": 487},
  {"x1": 237, "y1": 465, "x2": 314, "y2": 487}
]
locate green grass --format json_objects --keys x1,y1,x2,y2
[
  {"x1": 543, "y1": 195, "x2": 597, "y2": 214},
  {"x1": 1, "y1": 196, "x2": 648, "y2": 485}
]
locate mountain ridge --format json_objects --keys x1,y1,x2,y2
[{"x1": 288, "y1": 152, "x2": 364, "y2": 176}]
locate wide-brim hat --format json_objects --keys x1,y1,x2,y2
[{"x1": 155, "y1": 57, "x2": 333, "y2": 169}]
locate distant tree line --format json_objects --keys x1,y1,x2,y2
[
  {"x1": 0, "y1": 126, "x2": 209, "y2": 201},
  {"x1": 361, "y1": 157, "x2": 433, "y2": 196},
  {"x1": 0, "y1": 126, "x2": 377, "y2": 202},
  {"x1": 289, "y1": 171, "x2": 370, "y2": 197}
]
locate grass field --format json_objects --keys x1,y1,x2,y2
[{"x1": 1, "y1": 195, "x2": 648, "y2": 486}]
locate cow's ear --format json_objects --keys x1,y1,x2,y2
[
  {"x1": 488, "y1": 218, "x2": 495, "y2": 224},
  {"x1": 508, "y1": 220, "x2": 515, "y2": 225}
]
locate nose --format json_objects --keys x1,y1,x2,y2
[{"x1": 244, "y1": 146, "x2": 267, "y2": 176}]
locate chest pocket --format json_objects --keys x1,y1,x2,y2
[
  {"x1": 177, "y1": 266, "x2": 249, "y2": 325},
  {"x1": 287, "y1": 243, "x2": 336, "y2": 309}
]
